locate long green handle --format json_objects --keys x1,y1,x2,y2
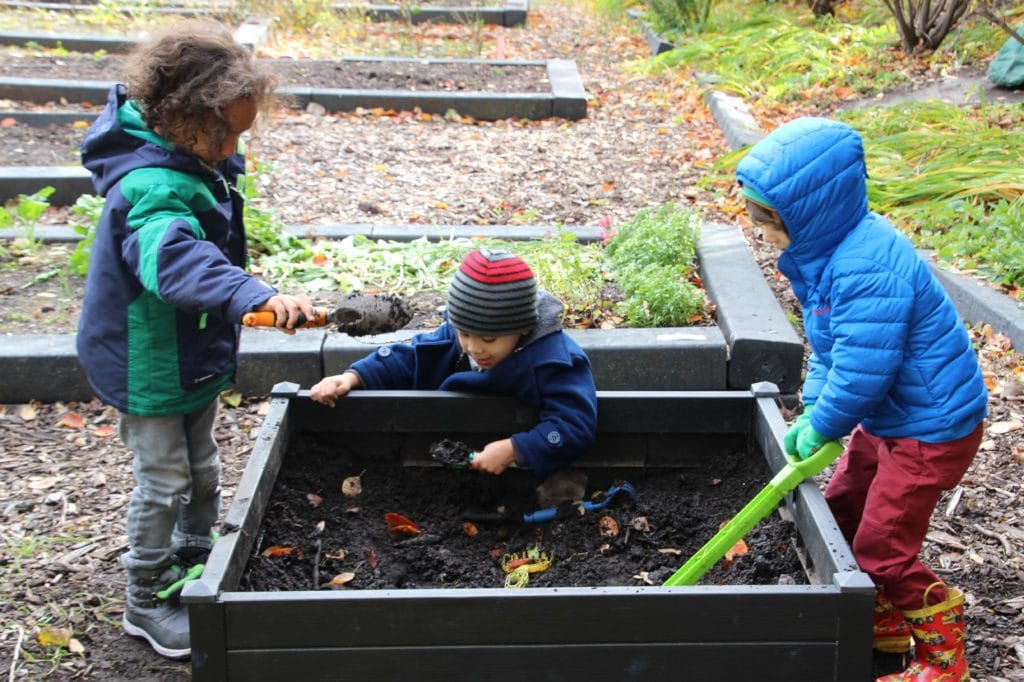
[{"x1": 663, "y1": 441, "x2": 843, "y2": 587}]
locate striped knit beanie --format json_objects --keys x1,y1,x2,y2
[{"x1": 446, "y1": 249, "x2": 538, "y2": 336}]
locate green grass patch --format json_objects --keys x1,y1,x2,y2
[
  {"x1": 839, "y1": 102, "x2": 1024, "y2": 289},
  {"x1": 646, "y1": 0, "x2": 1008, "y2": 102}
]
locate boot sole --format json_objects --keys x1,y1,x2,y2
[{"x1": 122, "y1": 613, "x2": 191, "y2": 660}]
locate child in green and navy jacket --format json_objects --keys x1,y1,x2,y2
[{"x1": 77, "y1": 21, "x2": 312, "y2": 660}]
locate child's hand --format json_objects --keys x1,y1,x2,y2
[
  {"x1": 254, "y1": 294, "x2": 314, "y2": 334},
  {"x1": 470, "y1": 438, "x2": 516, "y2": 475},
  {"x1": 310, "y1": 372, "x2": 360, "y2": 407}
]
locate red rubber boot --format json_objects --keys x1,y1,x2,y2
[
  {"x1": 876, "y1": 584, "x2": 969, "y2": 682},
  {"x1": 874, "y1": 587, "x2": 912, "y2": 654}
]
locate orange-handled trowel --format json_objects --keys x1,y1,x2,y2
[
  {"x1": 663, "y1": 440, "x2": 844, "y2": 586},
  {"x1": 242, "y1": 293, "x2": 412, "y2": 336}
]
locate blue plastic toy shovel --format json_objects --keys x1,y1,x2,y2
[
  {"x1": 523, "y1": 481, "x2": 637, "y2": 524},
  {"x1": 663, "y1": 441, "x2": 843, "y2": 587}
]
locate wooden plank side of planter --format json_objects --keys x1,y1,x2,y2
[
  {"x1": 223, "y1": 642, "x2": 839, "y2": 681},
  {"x1": 217, "y1": 587, "x2": 847, "y2": 648}
]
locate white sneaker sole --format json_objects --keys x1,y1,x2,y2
[{"x1": 122, "y1": 613, "x2": 191, "y2": 660}]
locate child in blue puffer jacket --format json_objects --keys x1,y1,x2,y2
[
  {"x1": 736, "y1": 117, "x2": 987, "y2": 682},
  {"x1": 311, "y1": 248, "x2": 598, "y2": 480}
]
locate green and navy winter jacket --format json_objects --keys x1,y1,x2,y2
[
  {"x1": 350, "y1": 292, "x2": 598, "y2": 479},
  {"x1": 77, "y1": 84, "x2": 276, "y2": 416},
  {"x1": 736, "y1": 117, "x2": 987, "y2": 443}
]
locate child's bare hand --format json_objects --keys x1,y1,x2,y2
[
  {"x1": 310, "y1": 373, "x2": 360, "y2": 407},
  {"x1": 470, "y1": 438, "x2": 516, "y2": 475},
  {"x1": 255, "y1": 294, "x2": 314, "y2": 334}
]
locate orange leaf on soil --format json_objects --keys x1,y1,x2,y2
[
  {"x1": 462, "y1": 521, "x2": 478, "y2": 537},
  {"x1": 57, "y1": 412, "x2": 85, "y2": 429},
  {"x1": 93, "y1": 425, "x2": 116, "y2": 438},
  {"x1": 312, "y1": 253, "x2": 328, "y2": 265},
  {"x1": 725, "y1": 539, "x2": 749, "y2": 561},
  {"x1": 368, "y1": 549, "x2": 378, "y2": 569},
  {"x1": 1, "y1": 117, "x2": 16, "y2": 127},
  {"x1": 384, "y1": 512, "x2": 421, "y2": 535},
  {"x1": 261, "y1": 545, "x2": 297, "y2": 558}
]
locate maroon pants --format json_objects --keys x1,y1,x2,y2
[{"x1": 824, "y1": 422, "x2": 983, "y2": 611}]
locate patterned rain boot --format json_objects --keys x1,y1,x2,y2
[
  {"x1": 874, "y1": 587, "x2": 912, "y2": 654},
  {"x1": 122, "y1": 563, "x2": 199, "y2": 659},
  {"x1": 876, "y1": 583, "x2": 969, "y2": 682}
]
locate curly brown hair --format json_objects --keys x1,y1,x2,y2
[{"x1": 123, "y1": 19, "x2": 278, "y2": 155}]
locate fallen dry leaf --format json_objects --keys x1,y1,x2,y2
[
  {"x1": 328, "y1": 572, "x2": 356, "y2": 585},
  {"x1": 307, "y1": 493, "x2": 323, "y2": 508},
  {"x1": 19, "y1": 404, "x2": 37, "y2": 421},
  {"x1": 462, "y1": 521, "x2": 478, "y2": 537},
  {"x1": 56, "y1": 412, "x2": 84, "y2": 429},
  {"x1": 37, "y1": 627, "x2": 73, "y2": 647},
  {"x1": 341, "y1": 474, "x2": 363, "y2": 497},
  {"x1": 261, "y1": 545, "x2": 297, "y2": 558},
  {"x1": 598, "y1": 515, "x2": 619, "y2": 537},
  {"x1": 988, "y1": 420, "x2": 1022, "y2": 435},
  {"x1": 725, "y1": 539, "x2": 749, "y2": 561}
]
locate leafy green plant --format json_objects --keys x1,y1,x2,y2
[
  {"x1": 649, "y1": 0, "x2": 714, "y2": 34},
  {"x1": 0, "y1": 187, "x2": 56, "y2": 251},
  {"x1": 66, "y1": 194, "x2": 105, "y2": 277},
  {"x1": 605, "y1": 203, "x2": 706, "y2": 326}
]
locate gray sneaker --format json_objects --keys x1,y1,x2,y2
[
  {"x1": 123, "y1": 566, "x2": 192, "y2": 659},
  {"x1": 122, "y1": 602, "x2": 190, "y2": 659}
]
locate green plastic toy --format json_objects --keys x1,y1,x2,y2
[{"x1": 663, "y1": 440, "x2": 844, "y2": 587}]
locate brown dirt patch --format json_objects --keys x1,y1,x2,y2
[
  {"x1": 242, "y1": 434, "x2": 808, "y2": 592},
  {"x1": 0, "y1": 53, "x2": 553, "y2": 92}
]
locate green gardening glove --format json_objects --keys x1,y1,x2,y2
[
  {"x1": 795, "y1": 425, "x2": 830, "y2": 461},
  {"x1": 783, "y1": 411, "x2": 812, "y2": 457}
]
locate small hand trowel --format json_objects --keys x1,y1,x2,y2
[
  {"x1": 242, "y1": 293, "x2": 412, "y2": 336},
  {"x1": 663, "y1": 440, "x2": 843, "y2": 587}
]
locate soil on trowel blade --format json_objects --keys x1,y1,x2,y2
[{"x1": 241, "y1": 434, "x2": 809, "y2": 591}]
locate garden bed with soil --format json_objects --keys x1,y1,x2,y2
[
  {"x1": 183, "y1": 387, "x2": 875, "y2": 682},
  {"x1": 0, "y1": 53, "x2": 552, "y2": 92},
  {"x1": 241, "y1": 432, "x2": 807, "y2": 592}
]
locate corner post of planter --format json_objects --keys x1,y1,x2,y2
[
  {"x1": 697, "y1": 221, "x2": 804, "y2": 396},
  {"x1": 504, "y1": 0, "x2": 529, "y2": 27},
  {"x1": 833, "y1": 570, "x2": 875, "y2": 682},
  {"x1": 547, "y1": 59, "x2": 588, "y2": 120},
  {"x1": 182, "y1": 579, "x2": 226, "y2": 682}
]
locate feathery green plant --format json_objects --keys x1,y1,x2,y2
[{"x1": 606, "y1": 203, "x2": 705, "y2": 327}]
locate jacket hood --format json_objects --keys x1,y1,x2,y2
[
  {"x1": 736, "y1": 117, "x2": 869, "y2": 298},
  {"x1": 521, "y1": 290, "x2": 565, "y2": 345},
  {"x1": 80, "y1": 84, "x2": 209, "y2": 196}
]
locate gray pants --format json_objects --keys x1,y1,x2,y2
[{"x1": 118, "y1": 400, "x2": 222, "y2": 572}]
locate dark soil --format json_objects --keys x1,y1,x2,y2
[
  {"x1": 0, "y1": 120, "x2": 84, "y2": 165},
  {"x1": 241, "y1": 433, "x2": 809, "y2": 592},
  {"x1": 0, "y1": 53, "x2": 551, "y2": 92}
]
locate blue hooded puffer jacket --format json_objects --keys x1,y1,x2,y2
[{"x1": 736, "y1": 117, "x2": 987, "y2": 443}]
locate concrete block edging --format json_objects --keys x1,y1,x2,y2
[{"x1": 0, "y1": 221, "x2": 801, "y2": 403}]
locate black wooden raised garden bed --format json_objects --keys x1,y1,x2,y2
[
  {"x1": 0, "y1": 56, "x2": 587, "y2": 120},
  {"x1": 335, "y1": 0, "x2": 529, "y2": 26},
  {"x1": 181, "y1": 384, "x2": 874, "y2": 682}
]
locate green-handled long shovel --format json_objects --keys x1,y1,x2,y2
[{"x1": 663, "y1": 440, "x2": 844, "y2": 587}]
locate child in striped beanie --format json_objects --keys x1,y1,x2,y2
[{"x1": 311, "y1": 248, "x2": 598, "y2": 480}]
